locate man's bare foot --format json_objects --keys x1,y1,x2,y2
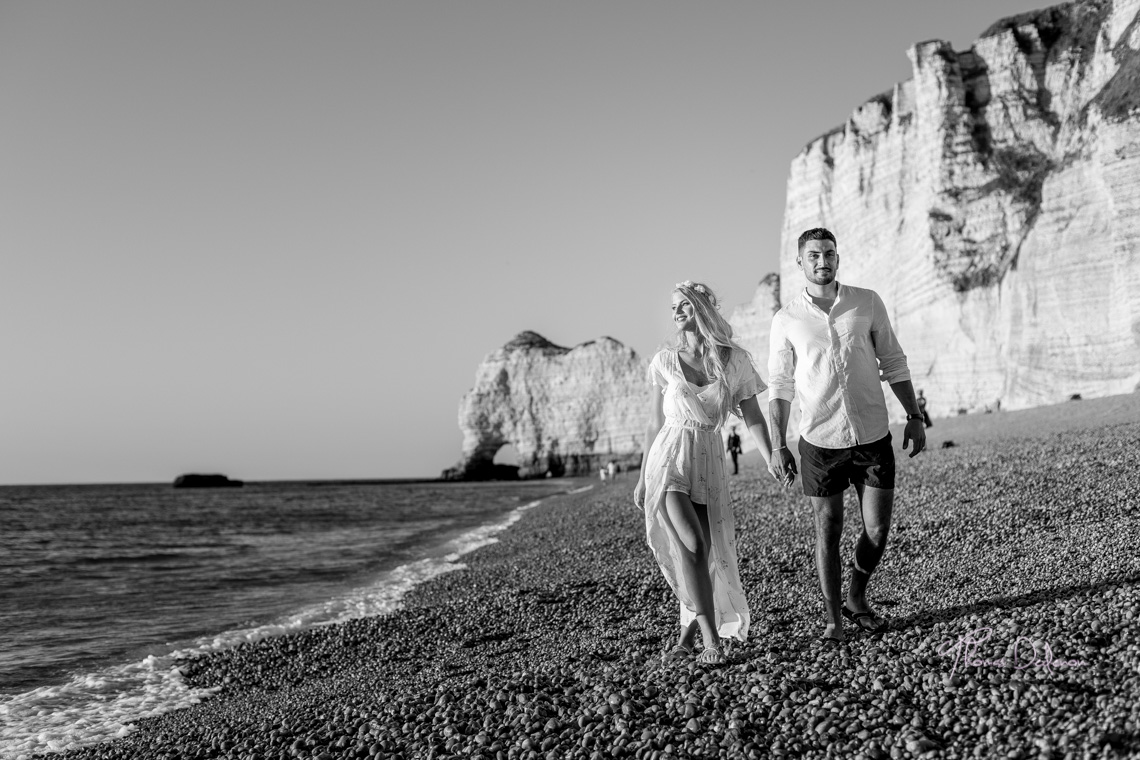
[
  {"x1": 845, "y1": 590, "x2": 870, "y2": 613},
  {"x1": 842, "y1": 603, "x2": 887, "y2": 633},
  {"x1": 843, "y1": 595, "x2": 887, "y2": 633}
]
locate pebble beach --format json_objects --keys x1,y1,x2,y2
[{"x1": 59, "y1": 394, "x2": 1140, "y2": 760}]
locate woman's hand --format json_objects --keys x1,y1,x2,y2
[{"x1": 633, "y1": 477, "x2": 647, "y2": 510}]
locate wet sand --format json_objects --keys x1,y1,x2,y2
[{"x1": 63, "y1": 394, "x2": 1140, "y2": 760}]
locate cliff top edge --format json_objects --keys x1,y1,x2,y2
[
  {"x1": 499, "y1": 331, "x2": 630, "y2": 354},
  {"x1": 796, "y1": 0, "x2": 1115, "y2": 156}
]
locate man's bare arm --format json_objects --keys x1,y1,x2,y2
[
  {"x1": 769, "y1": 398, "x2": 790, "y2": 447},
  {"x1": 768, "y1": 397, "x2": 797, "y2": 486}
]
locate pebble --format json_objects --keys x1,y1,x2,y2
[{"x1": 57, "y1": 401, "x2": 1140, "y2": 760}]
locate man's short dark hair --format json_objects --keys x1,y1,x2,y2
[{"x1": 798, "y1": 227, "x2": 837, "y2": 252}]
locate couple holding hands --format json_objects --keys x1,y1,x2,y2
[{"x1": 632, "y1": 228, "x2": 927, "y2": 665}]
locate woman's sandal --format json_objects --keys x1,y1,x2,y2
[
  {"x1": 697, "y1": 645, "x2": 727, "y2": 666},
  {"x1": 661, "y1": 644, "x2": 693, "y2": 665}
]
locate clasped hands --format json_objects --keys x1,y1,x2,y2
[{"x1": 768, "y1": 447, "x2": 797, "y2": 489}]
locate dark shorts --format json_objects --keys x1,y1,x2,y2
[{"x1": 799, "y1": 434, "x2": 895, "y2": 497}]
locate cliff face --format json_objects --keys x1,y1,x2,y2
[
  {"x1": 778, "y1": 0, "x2": 1140, "y2": 417},
  {"x1": 445, "y1": 332, "x2": 649, "y2": 479},
  {"x1": 727, "y1": 273, "x2": 781, "y2": 366},
  {"x1": 451, "y1": 0, "x2": 1140, "y2": 476},
  {"x1": 724, "y1": 274, "x2": 787, "y2": 450}
]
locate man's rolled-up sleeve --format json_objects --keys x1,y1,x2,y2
[
  {"x1": 870, "y1": 292, "x2": 911, "y2": 384},
  {"x1": 768, "y1": 313, "x2": 796, "y2": 402}
]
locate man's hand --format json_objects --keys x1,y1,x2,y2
[
  {"x1": 768, "y1": 447, "x2": 798, "y2": 489},
  {"x1": 633, "y1": 478, "x2": 647, "y2": 510},
  {"x1": 902, "y1": 418, "x2": 926, "y2": 457}
]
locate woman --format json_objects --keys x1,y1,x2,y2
[{"x1": 633, "y1": 281, "x2": 774, "y2": 665}]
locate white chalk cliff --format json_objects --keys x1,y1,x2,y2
[
  {"x1": 776, "y1": 0, "x2": 1140, "y2": 417},
  {"x1": 445, "y1": 332, "x2": 649, "y2": 479},
  {"x1": 727, "y1": 273, "x2": 782, "y2": 367},
  {"x1": 451, "y1": 0, "x2": 1140, "y2": 478}
]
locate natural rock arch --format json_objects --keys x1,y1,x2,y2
[
  {"x1": 492, "y1": 443, "x2": 520, "y2": 466},
  {"x1": 443, "y1": 331, "x2": 649, "y2": 480}
]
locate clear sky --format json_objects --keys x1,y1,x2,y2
[{"x1": 1, "y1": 0, "x2": 1045, "y2": 485}]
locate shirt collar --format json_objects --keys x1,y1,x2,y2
[{"x1": 798, "y1": 281, "x2": 844, "y2": 303}]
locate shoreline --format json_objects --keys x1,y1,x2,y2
[
  {"x1": 57, "y1": 394, "x2": 1140, "y2": 760},
  {"x1": 2, "y1": 479, "x2": 588, "y2": 757}
]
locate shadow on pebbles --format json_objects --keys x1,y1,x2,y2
[{"x1": 65, "y1": 395, "x2": 1140, "y2": 759}]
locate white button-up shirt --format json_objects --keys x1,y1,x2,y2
[{"x1": 768, "y1": 283, "x2": 911, "y2": 449}]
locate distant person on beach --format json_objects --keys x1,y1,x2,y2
[
  {"x1": 768, "y1": 228, "x2": 926, "y2": 646},
  {"x1": 917, "y1": 389, "x2": 933, "y2": 428},
  {"x1": 633, "y1": 280, "x2": 776, "y2": 666},
  {"x1": 607, "y1": 460, "x2": 617, "y2": 481},
  {"x1": 726, "y1": 427, "x2": 743, "y2": 475}
]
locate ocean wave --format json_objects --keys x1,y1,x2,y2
[{"x1": 0, "y1": 497, "x2": 548, "y2": 758}]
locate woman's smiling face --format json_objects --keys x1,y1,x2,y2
[{"x1": 672, "y1": 292, "x2": 696, "y2": 332}]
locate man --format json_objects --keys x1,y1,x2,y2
[
  {"x1": 726, "y1": 427, "x2": 743, "y2": 475},
  {"x1": 917, "y1": 389, "x2": 933, "y2": 428},
  {"x1": 768, "y1": 228, "x2": 926, "y2": 645}
]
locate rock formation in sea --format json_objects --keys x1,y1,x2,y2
[
  {"x1": 173, "y1": 474, "x2": 243, "y2": 488},
  {"x1": 772, "y1": 0, "x2": 1140, "y2": 418},
  {"x1": 444, "y1": 332, "x2": 649, "y2": 480}
]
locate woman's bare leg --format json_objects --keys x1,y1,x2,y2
[
  {"x1": 674, "y1": 497, "x2": 712, "y2": 648},
  {"x1": 692, "y1": 500, "x2": 725, "y2": 663},
  {"x1": 665, "y1": 492, "x2": 721, "y2": 656},
  {"x1": 676, "y1": 618, "x2": 699, "y2": 650}
]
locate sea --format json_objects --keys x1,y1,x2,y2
[{"x1": 0, "y1": 478, "x2": 590, "y2": 758}]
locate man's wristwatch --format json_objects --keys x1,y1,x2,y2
[{"x1": 906, "y1": 414, "x2": 923, "y2": 422}]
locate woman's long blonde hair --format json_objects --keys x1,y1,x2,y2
[{"x1": 672, "y1": 280, "x2": 750, "y2": 421}]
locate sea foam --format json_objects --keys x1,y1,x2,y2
[{"x1": 0, "y1": 494, "x2": 559, "y2": 758}]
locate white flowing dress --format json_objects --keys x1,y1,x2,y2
[{"x1": 644, "y1": 348, "x2": 765, "y2": 642}]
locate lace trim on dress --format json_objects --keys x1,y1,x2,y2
[{"x1": 663, "y1": 418, "x2": 718, "y2": 432}]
